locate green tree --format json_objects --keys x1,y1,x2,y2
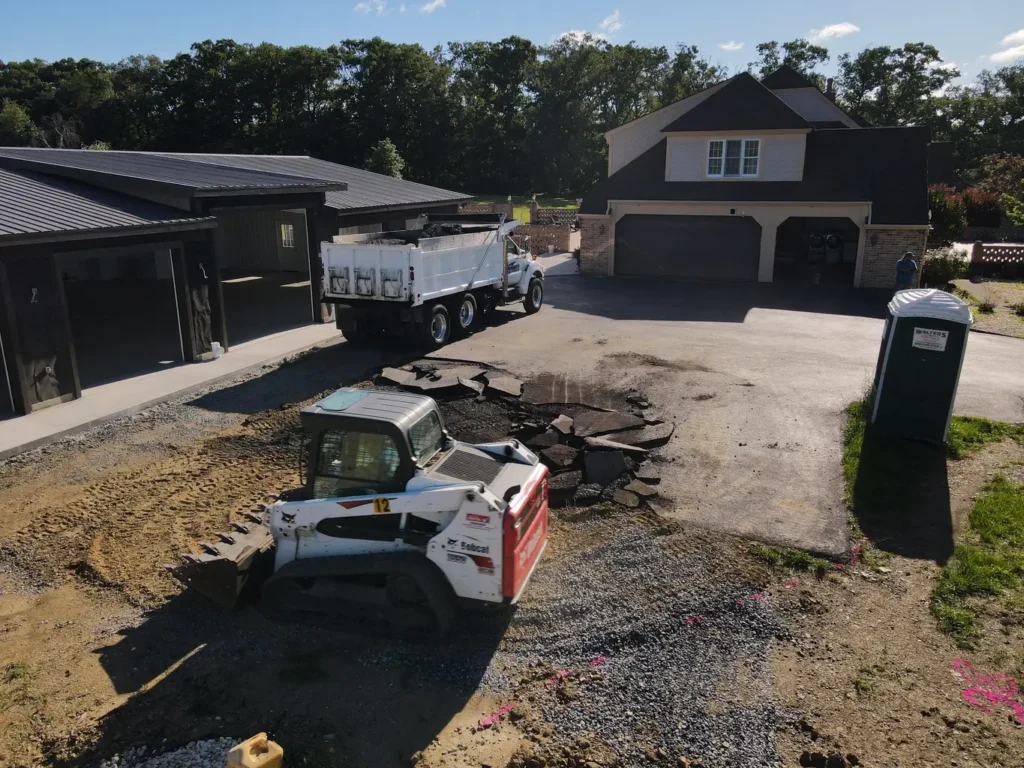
[
  {"x1": 837, "y1": 43, "x2": 957, "y2": 126},
  {"x1": 750, "y1": 39, "x2": 830, "y2": 85},
  {"x1": 366, "y1": 137, "x2": 405, "y2": 178},
  {"x1": 928, "y1": 185, "x2": 966, "y2": 243},
  {"x1": 975, "y1": 154, "x2": 1024, "y2": 198},
  {"x1": 655, "y1": 44, "x2": 727, "y2": 106},
  {"x1": 0, "y1": 99, "x2": 34, "y2": 145}
]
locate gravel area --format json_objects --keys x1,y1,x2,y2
[{"x1": 95, "y1": 737, "x2": 238, "y2": 768}]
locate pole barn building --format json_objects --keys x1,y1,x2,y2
[{"x1": 0, "y1": 149, "x2": 469, "y2": 416}]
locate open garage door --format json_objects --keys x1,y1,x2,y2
[
  {"x1": 216, "y1": 209, "x2": 315, "y2": 346},
  {"x1": 58, "y1": 248, "x2": 182, "y2": 389},
  {"x1": 615, "y1": 214, "x2": 761, "y2": 280}
]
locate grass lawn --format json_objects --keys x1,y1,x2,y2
[
  {"x1": 843, "y1": 396, "x2": 1024, "y2": 648},
  {"x1": 469, "y1": 194, "x2": 579, "y2": 224}
]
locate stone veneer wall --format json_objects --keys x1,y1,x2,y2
[
  {"x1": 860, "y1": 228, "x2": 929, "y2": 288},
  {"x1": 579, "y1": 214, "x2": 613, "y2": 275}
]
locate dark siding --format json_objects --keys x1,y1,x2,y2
[
  {"x1": 661, "y1": 73, "x2": 810, "y2": 132},
  {"x1": 928, "y1": 142, "x2": 956, "y2": 187},
  {"x1": 214, "y1": 209, "x2": 309, "y2": 273}
]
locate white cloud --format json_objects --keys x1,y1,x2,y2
[
  {"x1": 420, "y1": 0, "x2": 445, "y2": 12},
  {"x1": 354, "y1": 0, "x2": 387, "y2": 14},
  {"x1": 807, "y1": 22, "x2": 861, "y2": 43},
  {"x1": 555, "y1": 30, "x2": 608, "y2": 44},
  {"x1": 399, "y1": 3, "x2": 407, "y2": 11},
  {"x1": 718, "y1": 40, "x2": 744, "y2": 52},
  {"x1": 931, "y1": 60, "x2": 957, "y2": 71},
  {"x1": 599, "y1": 10, "x2": 622, "y2": 34},
  {"x1": 1001, "y1": 29, "x2": 1024, "y2": 47},
  {"x1": 991, "y1": 44, "x2": 1024, "y2": 63}
]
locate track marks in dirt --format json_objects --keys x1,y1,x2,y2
[{"x1": 2, "y1": 406, "x2": 308, "y2": 606}]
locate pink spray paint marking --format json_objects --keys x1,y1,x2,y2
[
  {"x1": 478, "y1": 702, "x2": 516, "y2": 729},
  {"x1": 548, "y1": 670, "x2": 570, "y2": 685},
  {"x1": 685, "y1": 615, "x2": 704, "y2": 625},
  {"x1": 953, "y1": 660, "x2": 1024, "y2": 725},
  {"x1": 590, "y1": 654, "x2": 607, "y2": 667},
  {"x1": 783, "y1": 579, "x2": 800, "y2": 589}
]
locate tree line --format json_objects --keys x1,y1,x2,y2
[{"x1": 0, "y1": 35, "x2": 1022, "y2": 197}]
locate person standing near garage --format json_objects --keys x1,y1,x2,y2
[{"x1": 894, "y1": 251, "x2": 918, "y2": 292}]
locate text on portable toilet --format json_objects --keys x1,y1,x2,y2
[{"x1": 912, "y1": 328, "x2": 949, "y2": 352}]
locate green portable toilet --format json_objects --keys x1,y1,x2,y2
[{"x1": 870, "y1": 289, "x2": 973, "y2": 444}]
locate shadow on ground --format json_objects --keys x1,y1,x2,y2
[
  {"x1": 188, "y1": 308, "x2": 532, "y2": 416},
  {"x1": 546, "y1": 276, "x2": 890, "y2": 323},
  {"x1": 850, "y1": 425, "x2": 953, "y2": 564},
  {"x1": 58, "y1": 594, "x2": 510, "y2": 768}
]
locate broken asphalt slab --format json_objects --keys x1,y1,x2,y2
[
  {"x1": 521, "y1": 372, "x2": 632, "y2": 411},
  {"x1": 540, "y1": 444, "x2": 579, "y2": 469},
  {"x1": 485, "y1": 374, "x2": 523, "y2": 398},
  {"x1": 584, "y1": 450, "x2": 629, "y2": 486},
  {"x1": 604, "y1": 422, "x2": 675, "y2": 448},
  {"x1": 572, "y1": 410, "x2": 646, "y2": 438},
  {"x1": 583, "y1": 436, "x2": 649, "y2": 457},
  {"x1": 550, "y1": 415, "x2": 574, "y2": 435}
]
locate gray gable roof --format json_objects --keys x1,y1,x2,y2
[
  {"x1": 152, "y1": 153, "x2": 471, "y2": 212},
  {"x1": 761, "y1": 65, "x2": 818, "y2": 91},
  {"x1": 0, "y1": 167, "x2": 213, "y2": 245},
  {"x1": 0, "y1": 148, "x2": 347, "y2": 196},
  {"x1": 580, "y1": 127, "x2": 929, "y2": 225},
  {"x1": 661, "y1": 72, "x2": 810, "y2": 132}
]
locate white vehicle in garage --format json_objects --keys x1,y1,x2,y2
[{"x1": 321, "y1": 214, "x2": 544, "y2": 349}]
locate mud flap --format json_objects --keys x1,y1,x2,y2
[{"x1": 167, "y1": 520, "x2": 275, "y2": 609}]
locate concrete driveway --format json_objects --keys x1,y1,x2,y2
[{"x1": 436, "y1": 258, "x2": 1024, "y2": 556}]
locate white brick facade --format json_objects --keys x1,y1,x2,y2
[{"x1": 858, "y1": 227, "x2": 929, "y2": 289}]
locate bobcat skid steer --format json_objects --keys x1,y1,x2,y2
[{"x1": 169, "y1": 389, "x2": 549, "y2": 637}]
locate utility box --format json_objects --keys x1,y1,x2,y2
[{"x1": 870, "y1": 289, "x2": 973, "y2": 444}]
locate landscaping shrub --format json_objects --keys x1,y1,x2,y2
[
  {"x1": 920, "y1": 247, "x2": 967, "y2": 287},
  {"x1": 1014, "y1": 301, "x2": 1024, "y2": 317},
  {"x1": 979, "y1": 301, "x2": 996, "y2": 313},
  {"x1": 960, "y1": 187, "x2": 1003, "y2": 228},
  {"x1": 928, "y1": 185, "x2": 966, "y2": 244}
]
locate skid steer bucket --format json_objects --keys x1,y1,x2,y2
[{"x1": 167, "y1": 519, "x2": 275, "y2": 609}]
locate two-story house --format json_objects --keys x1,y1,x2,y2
[{"x1": 578, "y1": 65, "x2": 931, "y2": 288}]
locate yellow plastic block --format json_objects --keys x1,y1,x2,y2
[{"x1": 226, "y1": 733, "x2": 284, "y2": 768}]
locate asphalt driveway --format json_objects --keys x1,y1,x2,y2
[{"x1": 436, "y1": 258, "x2": 1024, "y2": 556}]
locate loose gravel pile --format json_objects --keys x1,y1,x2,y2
[{"x1": 95, "y1": 737, "x2": 238, "y2": 768}]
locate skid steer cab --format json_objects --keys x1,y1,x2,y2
[{"x1": 170, "y1": 389, "x2": 549, "y2": 637}]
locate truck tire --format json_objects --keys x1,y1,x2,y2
[
  {"x1": 524, "y1": 278, "x2": 544, "y2": 315},
  {"x1": 421, "y1": 303, "x2": 451, "y2": 349},
  {"x1": 454, "y1": 293, "x2": 477, "y2": 337},
  {"x1": 339, "y1": 319, "x2": 369, "y2": 345}
]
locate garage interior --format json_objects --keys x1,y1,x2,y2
[
  {"x1": 773, "y1": 217, "x2": 860, "y2": 284},
  {"x1": 614, "y1": 214, "x2": 762, "y2": 280},
  {"x1": 215, "y1": 209, "x2": 316, "y2": 346},
  {"x1": 58, "y1": 247, "x2": 183, "y2": 389}
]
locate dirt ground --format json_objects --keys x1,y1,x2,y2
[
  {"x1": 953, "y1": 279, "x2": 1024, "y2": 339},
  {"x1": 1, "y1": 343, "x2": 1023, "y2": 768}
]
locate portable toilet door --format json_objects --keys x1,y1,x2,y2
[{"x1": 870, "y1": 289, "x2": 973, "y2": 444}]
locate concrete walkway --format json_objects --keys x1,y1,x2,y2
[{"x1": 0, "y1": 324, "x2": 340, "y2": 460}]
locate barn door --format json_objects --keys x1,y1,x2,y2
[{"x1": 7, "y1": 255, "x2": 78, "y2": 408}]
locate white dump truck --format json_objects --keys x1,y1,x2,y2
[{"x1": 321, "y1": 214, "x2": 544, "y2": 349}]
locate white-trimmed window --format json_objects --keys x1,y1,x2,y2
[
  {"x1": 707, "y1": 139, "x2": 760, "y2": 178},
  {"x1": 280, "y1": 223, "x2": 296, "y2": 248}
]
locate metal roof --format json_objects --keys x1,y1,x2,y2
[
  {"x1": 0, "y1": 168, "x2": 214, "y2": 246},
  {"x1": 150, "y1": 153, "x2": 471, "y2": 212},
  {"x1": 0, "y1": 148, "x2": 348, "y2": 196}
]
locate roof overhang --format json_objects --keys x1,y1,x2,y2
[
  {"x1": 323, "y1": 197, "x2": 471, "y2": 215},
  {"x1": 0, "y1": 217, "x2": 216, "y2": 249}
]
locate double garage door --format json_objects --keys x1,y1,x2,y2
[{"x1": 615, "y1": 214, "x2": 761, "y2": 280}]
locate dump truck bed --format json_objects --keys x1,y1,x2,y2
[{"x1": 321, "y1": 220, "x2": 519, "y2": 307}]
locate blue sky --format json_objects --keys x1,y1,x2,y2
[{"x1": 2, "y1": 0, "x2": 1022, "y2": 82}]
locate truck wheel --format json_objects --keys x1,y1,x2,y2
[
  {"x1": 421, "y1": 304, "x2": 451, "y2": 349},
  {"x1": 454, "y1": 293, "x2": 477, "y2": 337},
  {"x1": 339, "y1": 319, "x2": 369, "y2": 344},
  {"x1": 524, "y1": 278, "x2": 544, "y2": 314}
]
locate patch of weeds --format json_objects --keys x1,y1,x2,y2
[
  {"x1": 931, "y1": 474, "x2": 1024, "y2": 648},
  {"x1": 747, "y1": 542, "x2": 830, "y2": 576},
  {"x1": 279, "y1": 650, "x2": 328, "y2": 684},
  {"x1": 1013, "y1": 301, "x2": 1024, "y2": 317},
  {"x1": 853, "y1": 662, "x2": 885, "y2": 696},
  {"x1": 0, "y1": 662, "x2": 32, "y2": 712},
  {"x1": 952, "y1": 286, "x2": 978, "y2": 304},
  {"x1": 979, "y1": 301, "x2": 996, "y2": 313},
  {"x1": 947, "y1": 417, "x2": 1024, "y2": 459}
]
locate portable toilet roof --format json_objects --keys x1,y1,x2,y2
[{"x1": 888, "y1": 289, "x2": 973, "y2": 325}]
